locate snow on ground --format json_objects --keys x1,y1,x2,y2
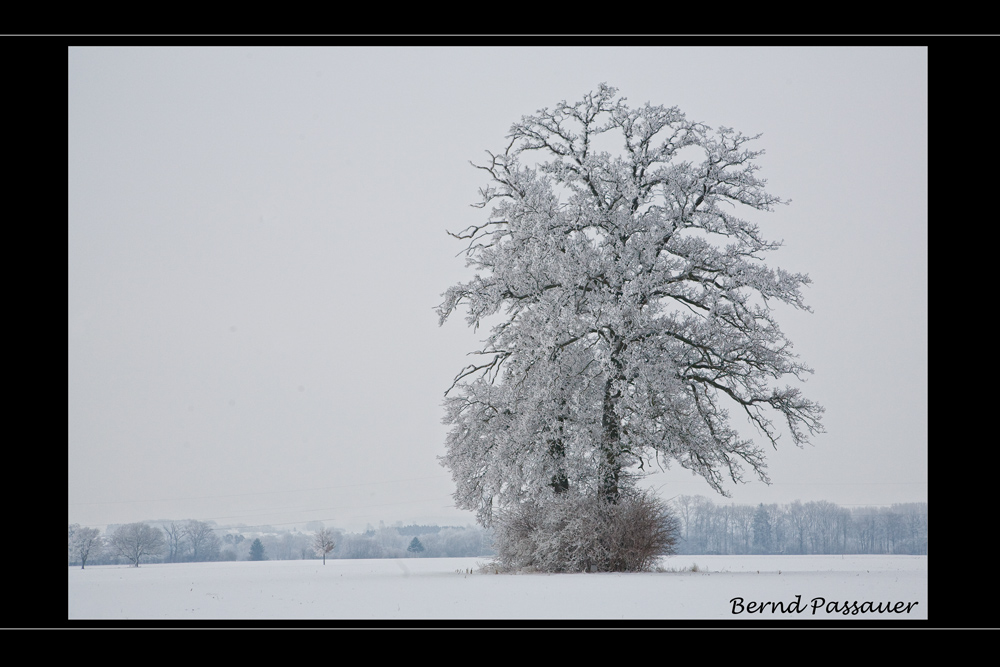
[{"x1": 68, "y1": 554, "x2": 926, "y2": 621}]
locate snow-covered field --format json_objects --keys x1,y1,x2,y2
[{"x1": 68, "y1": 554, "x2": 926, "y2": 622}]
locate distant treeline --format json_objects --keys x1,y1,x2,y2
[
  {"x1": 671, "y1": 497, "x2": 927, "y2": 556},
  {"x1": 69, "y1": 498, "x2": 927, "y2": 567},
  {"x1": 68, "y1": 519, "x2": 495, "y2": 567}
]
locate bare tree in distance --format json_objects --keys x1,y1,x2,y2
[
  {"x1": 68, "y1": 524, "x2": 102, "y2": 569},
  {"x1": 439, "y1": 84, "x2": 823, "y2": 571},
  {"x1": 162, "y1": 522, "x2": 186, "y2": 562},
  {"x1": 184, "y1": 520, "x2": 220, "y2": 562},
  {"x1": 108, "y1": 522, "x2": 165, "y2": 567},
  {"x1": 312, "y1": 528, "x2": 337, "y2": 564}
]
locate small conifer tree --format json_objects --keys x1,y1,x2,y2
[{"x1": 249, "y1": 538, "x2": 266, "y2": 561}]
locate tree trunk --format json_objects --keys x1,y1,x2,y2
[
  {"x1": 547, "y1": 401, "x2": 569, "y2": 494},
  {"x1": 600, "y1": 369, "x2": 623, "y2": 503}
]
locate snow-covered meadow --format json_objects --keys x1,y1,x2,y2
[{"x1": 68, "y1": 554, "x2": 926, "y2": 622}]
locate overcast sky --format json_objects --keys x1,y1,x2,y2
[{"x1": 68, "y1": 46, "x2": 927, "y2": 533}]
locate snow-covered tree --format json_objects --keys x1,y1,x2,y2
[
  {"x1": 312, "y1": 528, "x2": 336, "y2": 564},
  {"x1": 108, "y1": 522, "x2": 165, "y2": 567},
  {"x1": 161, "y1": 522, "x2": 186, "y2": 562},
  {"x1": 184, "y1": 520, "x2": 221, "y2": 562},
  {"x1": 407, "y1": 537, "x2": 425, "y2": 555},
  {"x1": 68, "y1": 524, "x2": 102, "y2": 569},
  {"x1": 438, "y1": 85, "x2": 823, "y2": 571},
  {"x1": 249, "y1": 538, "x2": 266, "y2": 561}
]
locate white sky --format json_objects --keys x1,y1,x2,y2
[{"x1": 68, "y1": 46, "x2": 927, "y2": 533}]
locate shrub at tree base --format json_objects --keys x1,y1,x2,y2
[{"x1": 492, "y1": 489, "x2": 679, "y2": 573}]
